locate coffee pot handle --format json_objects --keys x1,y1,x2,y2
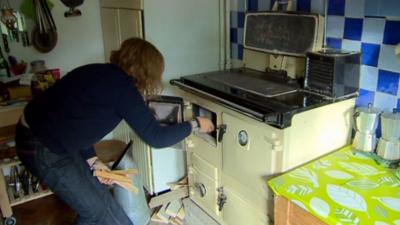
[{"x1": 353, "y1": 111, "x2": 360, "y2": 131}]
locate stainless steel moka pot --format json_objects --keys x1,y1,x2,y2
[
  {"x1": 352, "y1": 104, "x2": 381, "y2": 152},
  {"x1": 377, "y1": 109, "x2": 400, "y2": 161}
]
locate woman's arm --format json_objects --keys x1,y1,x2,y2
[{"x1": 116, "y1": 83, "x2": 192, "y2": 148}]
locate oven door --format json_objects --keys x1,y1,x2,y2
[{"x1": 220, "y1": 112, "x2": 282, "y2": 224}]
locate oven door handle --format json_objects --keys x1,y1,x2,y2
[{"x1": 217, "y1": 124, "x2": 227, "y2": 142}]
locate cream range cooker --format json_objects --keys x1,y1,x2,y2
[{"x1": 169, "y1": 12, "x2": 358, "y2": 225}]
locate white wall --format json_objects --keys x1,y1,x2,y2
[
  {"x1": 6, "y1": 0, "x2": 105, "y2": 76},
  {"x1": 144, "y1": 0, "x2": 222, "y2": 81}
]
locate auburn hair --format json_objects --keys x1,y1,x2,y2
[{"x1": 110, "y1": 38, "x2": 164, "y2": 96}]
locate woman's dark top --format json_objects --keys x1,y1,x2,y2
[{"x1": 24, "y1": 63, "x2": 192, "y2": 159}]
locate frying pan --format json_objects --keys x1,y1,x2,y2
[{"x1": 32, "y1": 26, "x2": 57, "y2": 53}]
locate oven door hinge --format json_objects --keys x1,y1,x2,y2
[{"x1": 217, "y1": 186, "x2": 227, "y2": 211}]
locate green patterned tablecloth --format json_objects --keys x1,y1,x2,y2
[{"x1": 268, "y1": 146, "x2": 400, "y2": 225}]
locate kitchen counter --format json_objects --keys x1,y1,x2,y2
[{"x1": 268, "y1": 146, "x2": 400, "y2": 225}]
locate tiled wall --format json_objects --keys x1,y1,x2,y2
[{"x1": 230, "y1": 0, "x2": 400, "y2": 112}]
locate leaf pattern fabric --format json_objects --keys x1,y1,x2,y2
[{"x1": 268, "y1": 146, "x2": 400, "y2": 225}]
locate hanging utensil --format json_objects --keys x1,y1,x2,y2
[
  {"x1": 61, "y1": 0, "x2": 84, "y2": 17},
  {"x1": 20, "y1": 13, "x2": 30, "y2": 46},
  {"x1": 32, "y1": 0, "x2": 57, "y2": 53},
  {"x1": 0, "y1": 22, "x2": 9, "y2": 53},
  {"x1": 0, "y1": 0, "x2": 17, "y2": 31}
]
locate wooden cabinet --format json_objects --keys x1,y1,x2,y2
[
  {"x1": 0, "y1": 104, "x2": 52, "y2": 225},
  {"x1": 100, "y1": 1, "x2": 143, "y2": 61},
  {"x1": 274, "y1": 196, "x2": 326, "y2": 225}
]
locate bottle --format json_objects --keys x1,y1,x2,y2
[{"x1": 0, "y1": 45, "x2": 10, "y2": 79}]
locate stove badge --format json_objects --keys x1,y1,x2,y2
[{"x1": 238, "y1": 130, "x2": 248, "y2": 146}]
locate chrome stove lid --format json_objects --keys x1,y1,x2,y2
[{"x1": 206, "y1": 72, "x2": 297, "y2": 98}]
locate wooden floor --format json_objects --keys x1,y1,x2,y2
[{"x1": 12, "y1": 195, "x2": 76, "y2": 225}]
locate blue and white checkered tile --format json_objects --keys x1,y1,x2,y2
[
  {"x1": 361, "y1": 43, "x2": 380, "y2": 67},
  {"x1": 231, "y1": 43, "x2": 239, "y2": 59},
  {"x1": 247, "y1": 0, "x2": 271, "y2": 11},
  {"x1": 328, "y1": 0, "x2": 345, "y2": 16},
  {"x1": 344, "y1": 0, "x2": 365, "y2": 18},
  {"x1": 362, "y1": 17, "x2": 385, "y2": 44},
  {"x1": 326, "y1": 37, "x2": 342, "y2": 49},
  {"x1": 344, "y1": 18, "x2": 363, "y2": 41},
  {"x1": 310, "y1": 0, "x2": 325, "y2": 14},
  {"x1": 359, "y1": 65, "x2": 378, "y2": 92},
  {"x1": 379, "y1": 44, "x2": 400, "y2": 72},
  {"x1": 383, "y1": 20, "x2": 400, "y2": 45},
  {"x1": 342, "y1": 39, "x2": 361, "y2": 51},
  {"x1": 356, "y1": 89, "x2": 375, "y2": 107},
  {"x1": 374, "y1": 91, "x2": 398, "y2": 111},
  {"x1": 327, "y1": 16, "x2": 345, "y2": 38},
  {"x1": 230, "y1": 11, "x2": 238, "y2": 28},
  {"x1": 377, "y1": 69, "x2": 399, "y2": 96},
  {"x1": 231, "y1": 0, "x2": 246, "y2": 11}
]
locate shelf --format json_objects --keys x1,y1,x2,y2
[
  {"x1": 0, "y1": 125, "x2": 16, "y2": 145},
  {"x1": 0, "y1": 157, "x2": 21, "y2": 169},
  {"x1": 6, "y1": 176, "x2": 53, "y2": 207}
]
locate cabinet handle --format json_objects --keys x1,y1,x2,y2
[{"x1": 194, "y1": 182, "x2": 207, "y2": 198}]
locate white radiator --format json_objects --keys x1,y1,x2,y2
[{"x1": 112, "y1": 120, "x2": 186, "y2": 195}]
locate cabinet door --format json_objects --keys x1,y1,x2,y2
[
  {"x1": 100, "y1": 8, "x2": 120, "y2": 62},
  {"x1": 100, "y1": 8, "x2": 143, "y2": 62},
  {"x1": 119, "y1": 9, "x2": 143, "y2": 43},
  {"x1": 221, "y1": 112, "x2": 281, "y2": 194},
  {"x1": 222, "y1": 186, "x2": 269, "y2": 225}
]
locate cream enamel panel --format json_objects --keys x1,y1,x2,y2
[
  {"x1": 222, "y1": 186, "x2": 270, "y2": 225},
  {"x1": 119, "y1": 9, "x2": 143, "y2": 42},
  {"x1": 188, "y1": 166, "x2": 219, "y2": 216},
  {"x1": 220, "y1": 172, "x2": 273, "y2": 219},
  {"x1": 221, "y1": 112, "x2": 282, "y2": 194},
  {"x1": 100, "y1": 8, "x2": 120, "y2": 61},
  {"x1": 192, "y1": 152, "x2": 218, "y2": 180},
  {"x1": 100, "y1": 7, "x2": 142, "y2": 62},
  {"x1": 100, "y1": 0, "x2": 143, "y2": 9},
  {"x1": 188, "y1": 134, "x2": 221, "y2": 168},
  {"x1": 282, "y1": 98, "x2": 355, "y2": 171}
]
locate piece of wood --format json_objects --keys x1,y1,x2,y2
[
  {"x1": 114, "y1": 180, "x2": 139, "y2": 194},
  {"x1": 275, "y1": 196, "x2": 290, "y2": 225},
  {"x1": 148, "y1": 187, "x2": 189, "y2": 209},
  {"x1": 165, "y1": 199, "x2": 182, "y2": 218},
  {"x1": 150, "y1": 209, "x2": 168, "y2": 224},
  {"x1": 94, "y1": 170, "x2": 132, "y2": 183},
  {"x1": 110, "y1": 168, "x2": 138, "y2": 176},
  {"x1": 157, "y1": 204, "x2": 170, "y2": 223},
  {"x1": 169, "y1": 217, "x2": 183, "y2": 225},
  {"x1": 0, "y1": 170, "x2": 12, "y2": 217},
  {"x1": 176, "y1": 207, "x2": 185, "y2": 220},
  {"x1": 167, "y1": 177, "x2": 188, "y2": 191},
  {"x1": 275, "y1": 196, "x2": 327, "y2": 225}
]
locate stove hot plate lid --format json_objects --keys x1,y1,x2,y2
[{"x1": 204, "y1": 71, "x2": 297, "y2": 98}]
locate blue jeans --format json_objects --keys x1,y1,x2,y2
[{"x1": 15, "y1": 122, "x2": 134, "y2": 225}]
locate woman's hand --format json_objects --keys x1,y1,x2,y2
[
  {"x1": 87, "y1": 157, "x2": 114, "y2": 185},
  {"x1": 196, "y1": 117, "x2": 215, "y2": 133}
]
